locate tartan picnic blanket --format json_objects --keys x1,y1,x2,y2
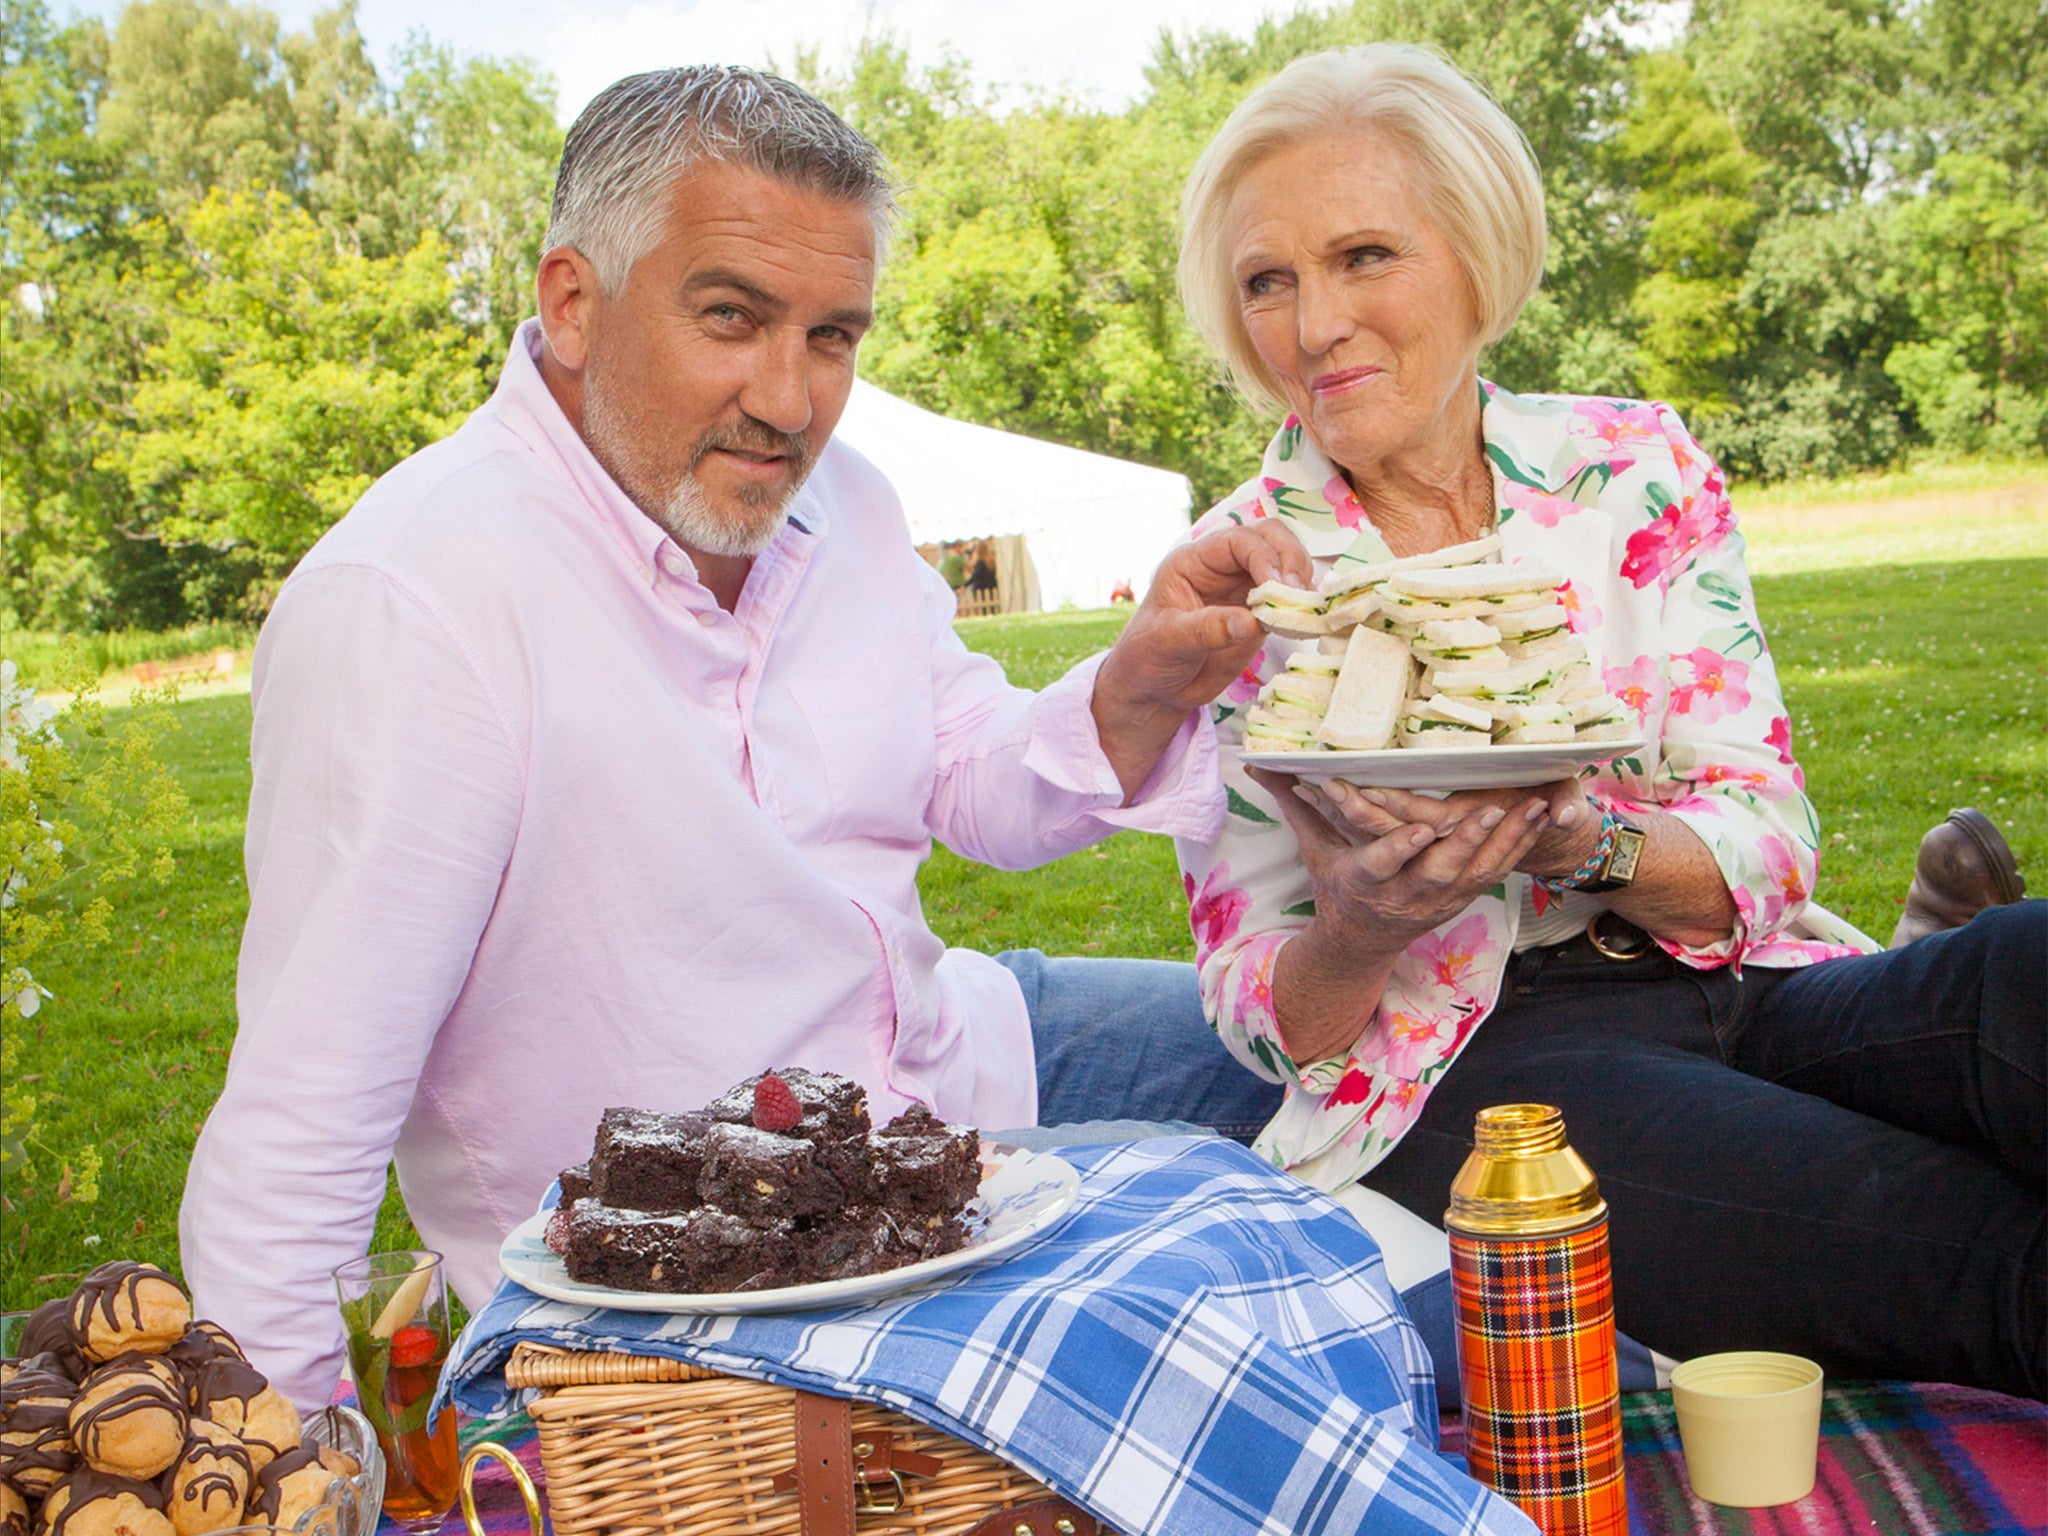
[
  {"x1": 432, "y1": 1382, "x2": 2048, "y2": 1536},
  {"x1": 437, "y1": 1136, "x2": 1538, "y2": 1536}
]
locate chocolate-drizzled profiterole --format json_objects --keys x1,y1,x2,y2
[
  {"x1": 163, "y1": 1421, "x2": 255, "y2": 1536},
  {"x1": 0, "y1": 1356, "x2": 77, "y2": 1495},
  {"x1": 66, "y1": 1355, "x2": 187, "y2": 1481},
  {"x1": 35, "y1": 1469, "x2": 174, "y2": 1536},
  {"x1": 66, "y1": 1264, "x2": 191, "y2": 1366},
  {"x1": 250, "y1": 1444, "x2": 339, "y2": 1530},
  {"x1": 187, "y1": 1359, "x2": 296, "y2": 1470},
  {"x1": 15, "y1": 1299, "x2": 85, "y2": 1383},
  {"x1": 1, "y1": 1477, "x2": 28, "y2": 1536}
]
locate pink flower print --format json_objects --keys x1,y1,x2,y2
[
  {"x1": 1603, "y1": 655, "x2": 1664, "y2": 726},
  {"x1": 1669, "y1": 648, "x2": 1751, "y2": 723},
  {"x1": 1324, "y1": 474, "x2": 1369, "y2": 530},
  {"x1": 1380, "y1": 1009, "x2": 1455, "y2": 1080},
  {"x1": 1184, "y1": 865, "x2": 1251, "y2": 962},
  {"x1": 1412, "y1": 913, "x2": 1490, "y2": 996},
  {"x1": 1225, "y1": 664, "x2": 1264, "y2": 704},
  {"x1": 1619, "y1": 490, "x2": 1735, "y2": 589},
  {"x1": 1573, "y1": 398, "x2": 1665, "y2": 450},
  {"x1": 1242, "y1": 941, "x2": 1278, "y2": 1022},
  {"x1": 1501, "y1": 477, "x2": 1575, "y2": 528},
  {"x1": 1766, "y1": 715, "x2": 1794, "y2": 764},
  {"x1": 1261, "y1": 476, "x2": 1285, "y2": 493},
  {"x1": 1697, "y1": 763, "x2": 1775, "y2": 791},
  {"x1": 1557, "y1": 579, "x2": 1603, "y2": 635},
  {"x1": 1736, "y1": 835, "x2": 1811, "y2": 936},
  {"x1": 1330, "y1": 1067, "x2": 1374, "y2": 1107},
  {"x1": 1368, "y1": 1078, "x2": 1429, "y2": 1142},
  {"x1": 1761, "y1": 835, "x2": 1809, "y2": 908}
]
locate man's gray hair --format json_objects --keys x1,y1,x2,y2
[{"x1": 544, "y1": 65, "x2": 897, "y2": 293}]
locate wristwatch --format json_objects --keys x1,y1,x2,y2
[
  {"x1": 1532, "y1": 800, "x2": 1647, "y2": 894},
  {"x1": 1580, "y1": 811, "x2": 1647, "y2": 892}
]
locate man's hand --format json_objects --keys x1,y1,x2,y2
[{"x1": 1091, "y1": 523, "x2": 1314, "y2": 800}]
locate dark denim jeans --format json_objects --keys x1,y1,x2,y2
[{"x1": 1365, "y1": 900, "x2": 2047, "y2": 1399}]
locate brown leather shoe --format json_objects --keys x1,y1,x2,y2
[{"x1": 1889, "y1": 808, "x2": 2027, "y2": 948}]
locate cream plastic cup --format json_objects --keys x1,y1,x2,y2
[{"x1": 1670, "y1": 1351, "x2": 1824, "y2": 1507}]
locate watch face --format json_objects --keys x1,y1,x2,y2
[{"x1": 1605, "y1": 826, "x2": 1648, "y2": 885}]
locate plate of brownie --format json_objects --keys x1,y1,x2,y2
[{"x1": 498, "y1": 1069, "x2": 1082, "y2": 1313}]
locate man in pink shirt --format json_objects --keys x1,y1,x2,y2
[{"x1": 179, "y1": 66, "x2": 1302, "y2": 1404}]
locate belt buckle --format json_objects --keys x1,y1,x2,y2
[{"x1": 1585, "y1": 913, "x2": 1650, "y2": 962}]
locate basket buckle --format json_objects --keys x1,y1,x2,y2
[{"x1": 856, "y1": 1468, "x2": 909, "y2": 1514}]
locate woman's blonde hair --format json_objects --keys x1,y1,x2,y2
[{"x1": 1177, "y1": 44, "x2": 1546, "y2": 416}]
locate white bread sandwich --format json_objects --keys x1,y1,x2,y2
[
  {"x1": 1385, "y1": 559, "x2": 1565, "y2": 604},
  {"x1": 1490, "y1": 602, "x2": 1570, "y2": 645},
  {"x1": 1423, "y1": 654, "x2": 1580, "y2": 704},
  {"x1": 1569, "y1": 693, "x2": 1634, "y2": 742},
  {"x1": 1320, "y1": 534, "x2": 1506, "y2": 599},
  {"x1": 1398, "y1": 692, "x2": 1494, "y2": 749},
  {"x1": 1316, "y1": 628, "x2": 1415, "y2": 751},
  {"x1": 1411, "y1": 617, "x2": 1509, "y2": 673},
  {"x1": 1247, "y1": 580, "x2": 1330, "y2": 638},
  {"x1": 1493, "y1": 702, "x2": 1575, "y2": 744},
  {"x1": 1242, "y1": 713, "x2": 1321, "y2": 752}
]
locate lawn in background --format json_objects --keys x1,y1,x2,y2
[{"x1": 3, "y1": 539, "x2": 2043, "y2": 1307}]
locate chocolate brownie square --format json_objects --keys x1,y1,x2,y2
[
  {"x1": 872, "y1": 1106, "x2": 982, "y2": 1218},
  {"x1": 697, "y1": 1122, "x2": 844, "y2": 1220},
  {"x1": 557, "y1": 1162, "x2": 592, "y2": 1206},
  {"x1": 588, "y1": 1107, "x2": 711, "y2": 1212},
  {"x1": 559, "y1": 1201, "x2": 794, "y2": 1293},
  {"x1": 705, "y1": 1069, "x2": 870, "y2": 1142}
]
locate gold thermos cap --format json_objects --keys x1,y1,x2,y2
[{"x1": 1446, "y1": 1103, "x2": 1608, "y2": 1236}]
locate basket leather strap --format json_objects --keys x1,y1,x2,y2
[
  {"x1": 792, "y1": 1391, "x2": 856, "y2": 1536},
  {"x1": 960, "y1": 1499, "x2": 1104, "y2": 1536}
]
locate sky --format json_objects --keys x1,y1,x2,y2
[{"x1": 60, "y1": 0, "x2": 1305, "y2": 122}]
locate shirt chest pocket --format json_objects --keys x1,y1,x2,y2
[{"x1": 771, "y1": 669, "x2": 937, "y2": 846}]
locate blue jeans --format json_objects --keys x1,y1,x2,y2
[
  {"x1": 1366, "y1": 900, "x2": 2046, "y2": 1399},
  {"x1": 996, "y1": 949, "x2": 1282, "y2": 1141}
]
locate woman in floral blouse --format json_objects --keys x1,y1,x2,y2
[{"x1": 1172, "y1": 44, "x2": 2043, "y2": 1397}]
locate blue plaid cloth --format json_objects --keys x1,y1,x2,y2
[{"x1": 443, "y1": 1136, "x2": 1537, "y2": 1536}]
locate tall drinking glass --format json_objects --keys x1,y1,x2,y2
[{"x1": 333, "y1": 1251, "x2": 460, "y2": 1533}]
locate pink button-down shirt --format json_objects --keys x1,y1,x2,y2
[{"x1": 179, "y1": 322, "x2": 1222, "y2": 1405}]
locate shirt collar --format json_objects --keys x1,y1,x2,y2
[
  {"x1": 487, "y1": 319, "x2": 827, "y2": 580},
  {"x1": 1254, "y1": 379, "x2": 1507, "y2": 574}
]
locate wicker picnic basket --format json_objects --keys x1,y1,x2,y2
[{"x1": 505, "y1": 1343, "x2": 1109, "y2": 1536}]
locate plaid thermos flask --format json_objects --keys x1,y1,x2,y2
[{"x1": 1446, "y1": 1103, "x2": 1627, "y2": 1536}]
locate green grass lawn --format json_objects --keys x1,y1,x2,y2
[{"x1": 4, "y1": 539, "x2": 2044, "y2": 1309}]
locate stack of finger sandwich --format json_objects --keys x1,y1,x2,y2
[{"x1": 1241, "y1": 535, "x2": 1632, "y2": 754}]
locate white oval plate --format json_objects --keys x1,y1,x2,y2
[
  {"x1": 1240, "y1": 737, "x2": 1644, "y2": 791},
  {"x1": 497, "y1": 1143, "x2": 1080, "y2": 1315}
]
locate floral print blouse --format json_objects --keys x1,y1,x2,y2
[{"x1": 1174, "y1": 382, "x2": 1877, "y2": 1194}]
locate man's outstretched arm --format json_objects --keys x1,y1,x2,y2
[
  {"x1": 179, "y1": 564, "x2": 522, "y2": 1407},
  {"x1": 1091, "y1": 522, "x2": 1313, "y2": 801}
]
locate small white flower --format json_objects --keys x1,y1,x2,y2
[
  {"x1": 16, "y1": 985, "x2": 41, "y2": 1018},
  {"x1": 82, "y1": 1234, "x2": 102, "y2": 1248}
]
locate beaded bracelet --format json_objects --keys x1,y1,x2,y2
[{"x1": 1532, "y1": 800, "x2": 1618, "y2": 893}]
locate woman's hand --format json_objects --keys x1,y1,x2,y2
[
  {"x1": 1301, "y1": 779, "x2": 1603, "y2": 880},
  {"x1": 1249, "y1": 766, "x2": 1553, "y2": 1064}
]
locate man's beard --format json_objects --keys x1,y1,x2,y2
[{"x1": 583, "y1": 372, "x2": 815, "y2": 559}]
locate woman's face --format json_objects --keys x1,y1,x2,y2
[{"x1": 1227, "y1": 127, "x2": 1484, "y2": 475}]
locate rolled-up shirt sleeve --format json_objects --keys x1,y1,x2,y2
[
  {"x1": 179, "y1": 563, "x2": 523, "y2": 1406},
  {"x1": 1617, "y1": 409, "x2": 1823, "y2": 968},
  {"x1": 921, "y1": 559, "x2": 1224, "y2": 867}
]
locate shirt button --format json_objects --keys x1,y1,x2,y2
[
  {"x1": 657, "y1": 546, "x2": 685, "y2": 576},
  {"x1": 697, "y1": 610, "x2": 720, "y2": 628}
]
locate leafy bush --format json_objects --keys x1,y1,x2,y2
[{"x1": 1, "y1": 650, "x2": 188, "y2": 1198}]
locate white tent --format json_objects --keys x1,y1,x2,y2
[{"x1": 833, "y1": 379, "x2": 1193, "y2": 611}]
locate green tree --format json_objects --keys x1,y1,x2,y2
[
  {"x1": 105, "y1": 189, "x2": 485, "y2": 608},
  {"x1": 1883, "y1": 154, "x2": 2048, "y2": 454},
  {"x1": 1615, "y1": 51, "x2": 1764, "y2": 424}
]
